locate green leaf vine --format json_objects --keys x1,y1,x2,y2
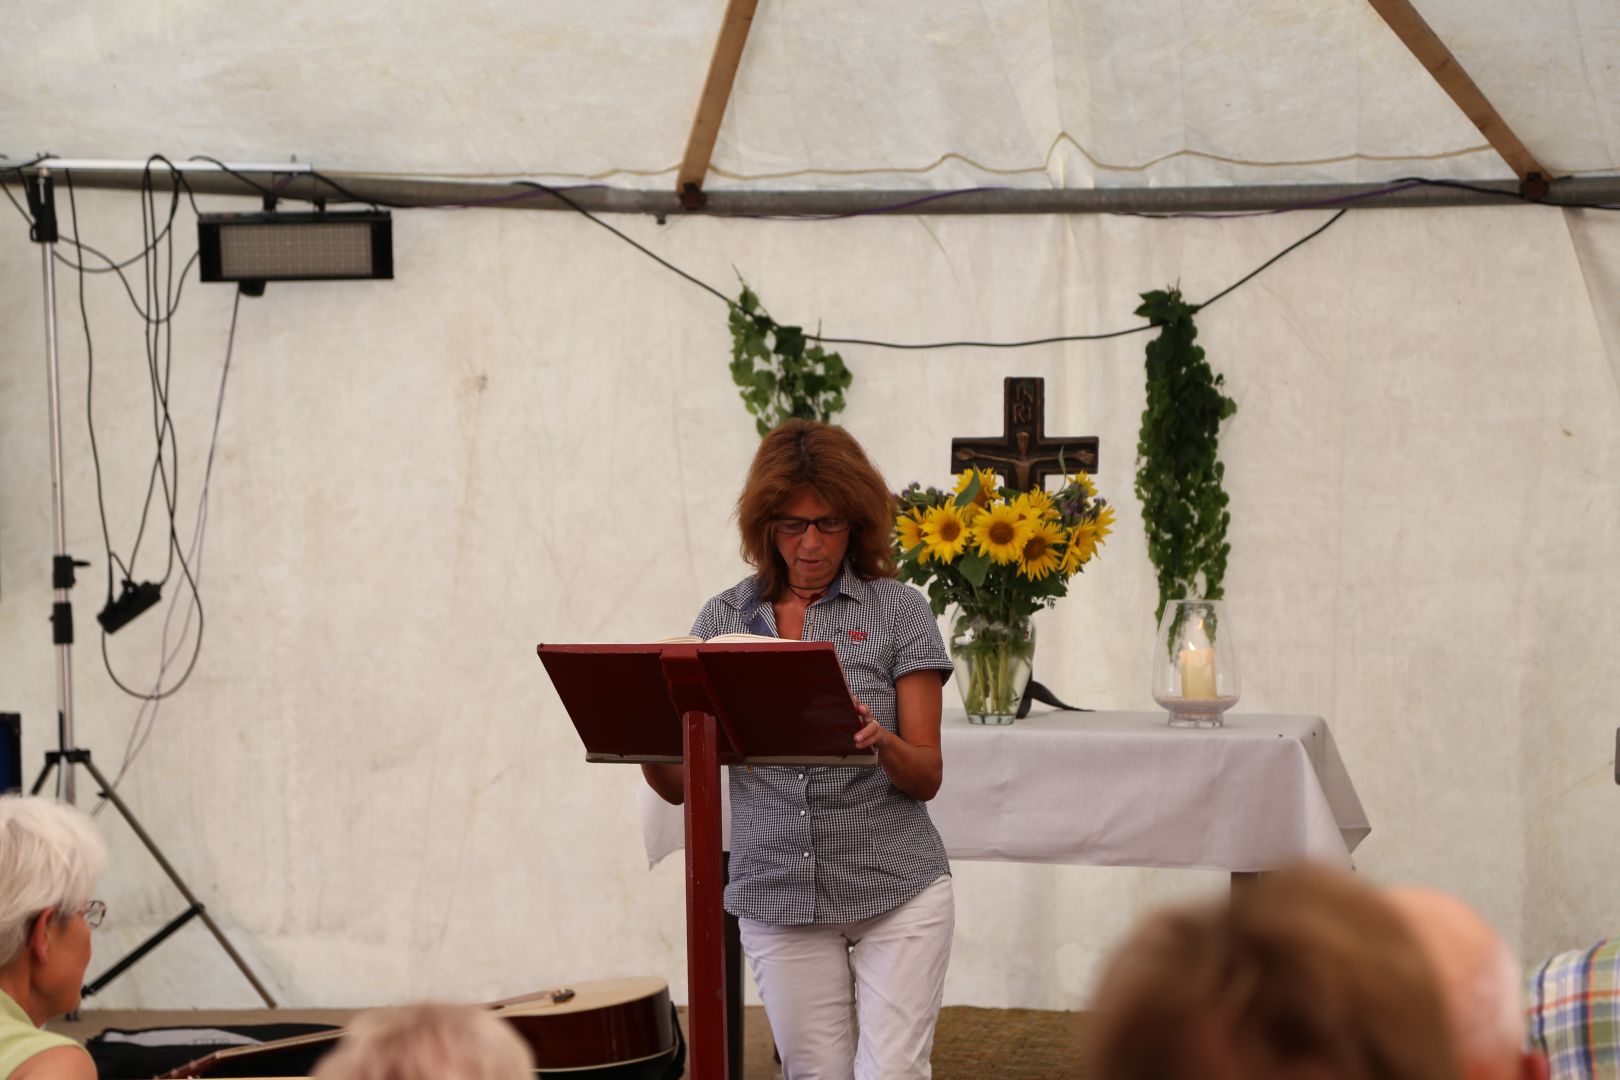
[
  {"x1": 1134, "y1": 288, "x2": 1237, "y2": 624},
  {"x1": 728, "y1": 284, "x2": 853, "y2": 437}
]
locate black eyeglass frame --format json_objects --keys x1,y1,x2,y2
[{"x1": 770, "y1": 515, "x2": 853, "y2": 535}]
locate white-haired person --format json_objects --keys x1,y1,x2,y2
[
  {"x1": 311, "y1": 1004, "x2": 534, "y2": 1080},
  {"x1": 1384, "y1": 886, "x2": 1550, "y2": 1080},
  {"x1": 0, "y1": 795, "x2": 107, "y2": 1080}
]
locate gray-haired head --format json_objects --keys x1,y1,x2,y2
[
  {"x1": 0, "y1": 795, "x2": 107, "y2": 968},
  {"x1": 312, "y1": 1003, "x2": 534, "y2": 1080}
]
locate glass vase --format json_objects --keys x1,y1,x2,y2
[
  {"x1": 1151, "y1": 598, "x2": 1241, "y2": 727},
  {"x1": 949, "y1": 611, "x2": 1036, "y2": 725}
]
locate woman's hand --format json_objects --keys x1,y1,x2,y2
[
  {"x1": 853, "y1": 701, "x2": 888, "y2": 753},
  {"x1": 852, "y1": 678, "x2": 944, "y2": 800}
]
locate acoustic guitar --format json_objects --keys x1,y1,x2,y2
[{"x1": 156, "y1": 976, "x2": 675, "y2": 1078}]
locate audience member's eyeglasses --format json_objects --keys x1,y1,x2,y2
[
  {"x1": 81, "y1": 900, "x2": 106, "y2": 929},
  {"x1": 772, "y1": 516, "x2": 850, "y2": 535}
]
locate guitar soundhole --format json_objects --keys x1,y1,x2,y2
[{"x1": 551, "y1": 988, "x2": 576, "y2": 1003}]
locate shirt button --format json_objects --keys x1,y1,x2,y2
[
  {"x1": 802, "y1": 851, "x2": 811, "y2": 858},
  {"x1": 799, "y1": 809, "x2": 807, "y2": 817},
  {"x1": 797, "y1": 773, "x2": 805, "y2": 780}
]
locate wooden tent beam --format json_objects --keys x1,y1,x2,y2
[
  {"x1": 1366, "y1": 0, "x2": 1550, "y2": 186},
  {"x1": 677, "y1": 0, "x2": 761, "y2": 206}
]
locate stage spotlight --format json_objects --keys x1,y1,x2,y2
[{"x1": 197, "y1": 210, "x2": 393, "y2": 292}]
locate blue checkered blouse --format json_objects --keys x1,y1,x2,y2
[{"x1": 692, "y1": 565, "x2": 954, "y2": 924}]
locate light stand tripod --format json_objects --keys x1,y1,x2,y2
[{"x1": 21, "y1": 167, "x2": 276, "y2": 1007}]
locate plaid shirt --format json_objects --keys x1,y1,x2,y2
[
  {"x1": 1528, "y1": 937, "x2": 1620, "y2": 1078},
  {"x1": 692, "y1": 566, "x2": 953, "y2": 925}
]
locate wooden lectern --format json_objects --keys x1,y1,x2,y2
[{"x1": 538, "y1": 640, "x2": 874, "y2": 1080}]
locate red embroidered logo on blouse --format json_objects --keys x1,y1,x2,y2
[{"x1": 849, "y1": 630, "x2": 868, "y2": 642}]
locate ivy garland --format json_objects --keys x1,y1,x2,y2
[
  {"x1": 728, "y1": 284, "x2": 853, "y2": 437},
  {"x1": 1133, "y1": 288, "x2": 1237, "y2": 623}
]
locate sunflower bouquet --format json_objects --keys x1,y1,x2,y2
[{"x1": 894, "y1": 468, "x2": 1114, "y2": 721}]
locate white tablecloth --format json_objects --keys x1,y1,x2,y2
[{"x1": 637, "y1": 710, "x2": 1369, "y2": 874}]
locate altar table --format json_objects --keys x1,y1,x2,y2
[{"x1": 638, "y1": 710, "x2": 1369, "y2": 872}]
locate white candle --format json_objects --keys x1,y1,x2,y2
[{"x1": 1179, "y1": 647, "x2": 1216, "y2": 699}]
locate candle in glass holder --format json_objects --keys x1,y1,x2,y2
[{"x1": 1179, "y1": 646, "x2": 1216, "y2": 699}]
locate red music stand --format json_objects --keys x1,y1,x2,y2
[{"x1": 538, "y1": 640, "x2": 874, "y2": 1080}]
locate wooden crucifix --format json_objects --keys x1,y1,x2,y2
[{"x1": 950, "y1": 377, "x2": 1098, "y2": 491}]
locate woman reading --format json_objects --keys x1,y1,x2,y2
[{"x1": 642, "y1": 419, "x2": 954, "y2": 1080}]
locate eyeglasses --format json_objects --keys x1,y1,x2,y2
[
  {"x1": 771, "y1": 516, "x2": 851, "y2": 535},
  {"x1": 81, "y1": 900, "x2": 106, "y2": 929}
]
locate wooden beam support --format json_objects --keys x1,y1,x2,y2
[
  {"x1": 677, "y1": 0, "x2": 761, "y2": 207},
  {"x1": 1366, "y1": 0, "x2": 1550, "y2": 186}
]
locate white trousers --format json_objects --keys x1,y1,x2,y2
[{"x1": 738, "y1": 875, "x2": 954, "y2": 1080}]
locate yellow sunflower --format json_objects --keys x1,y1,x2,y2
[
  {"x1": 1062, "y1": 521, "x2": 1101, "y2": 574},
  {"x1": 970, "y1": 503, "x2": 1033, "y2": 565},
  {"x1": 1014, "y1": 489, "x2": 1058, "y2": 522},
  {"x1": 953, "y1": 467, "x2": 999, "y2": 513},
  {"x1": 1019, "y1": 520, "x2": 1064, "y2": 580},
  {"x1": 895, "y1": 509, "x2": 930, "y2": 563},
  {"x1": 920, "y1": 504, "x2": 970, "y2": 563},
  {"x1": 1068, "y1": 472, "x2": 1098, "y2": 498},
  {"x1": 1093, "y1": 504, "x2": 1116, "y2": 541}
]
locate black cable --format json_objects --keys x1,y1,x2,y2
[
  {"x1": 191, "y1": 155, "x2": 397, "y2": 211},
  {"x1": 99, "y1": 288, "x2": 239, "y2": 705},
  {"x1": 304, "y1": 168, "x2": 395, "y2": 210},
  {"x1": 62, "y1": 172, "x2": 131, "y2": 596},
  {"x1": 1195, "y1": 209, "x2": 1348, "y2": 311},
  {"x1": 125, "y1": 160, "x2": 186, "y2": 585},
  {"x1": 815, "y1": 211, "x2": 1350, "y2": 348},
  {"x1": 104, "y1": 289, "x2": 239, "y2": 740},
  {"x1": 68, "y1": 159, "x2": 211, "y2": 703},
  {"x1": 815, "y1": 325, "x2": 1156, "y2": 349},
  {"x1": 0, "y1": 154, "x2": 51, "y2": 176},
  {"x1": 512, "y1": 181, "x2": 1357, "y2": 350},
  {"x1": 512, "y1": 180, "x2": 739, "y2": 306},
  {"x1": 62, "y1": 162, "x2": 193, "y2": 629},
  {"x1": 99, "y1": 544, "x2": 204, "y2": 701},
  {"x1": 1395, "y1": 175, "x2": 1620, "y2": 212},
  {"x1": 155, "y1": 161, "x2": 186, "y2": 589},
  {"x1": 124, "y1": 164, "x2": 169, "y2": 572},
  {"x1": 0, "y1": 176, "x2": 34, "y2": 229},
  {"x1": 61, "y1": 240, "x2": 198, "y2": 325},
  {"x1": 2, "y1": 179, "x2": 199, "y2": 302},
  {"x1": 184, "y1": 154, "x2": 280, "y2": 199}
]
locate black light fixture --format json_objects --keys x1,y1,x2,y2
[{"x1": 197, "y1": 209, "x2": 392, "y2": 293}]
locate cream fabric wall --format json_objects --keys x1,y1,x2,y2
[
  {"x1": 16, "y1": 0, "x2": 1599, "y2": 189},
  {"x1": 1, "y1": 192, "x2": 1616, "y2": 1009}
]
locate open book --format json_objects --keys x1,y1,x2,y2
[{"x1": 537, "y1": 638, "x2": 876, "y2": 767}]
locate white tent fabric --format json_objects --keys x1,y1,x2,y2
[
  {"x1": 5, "y1": 0, "x2": 1616, "y2": 188},
  {"x1": 1, "y1": 0, "x2": 1618, "y2": 1012}
]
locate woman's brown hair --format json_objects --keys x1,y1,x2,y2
[
  {"x1": 1088, "y1": 864, "x2": 1458, "y2": 1080},
  {"x1": 737, "y1": 420, "x2": 897, "y2": 601}
]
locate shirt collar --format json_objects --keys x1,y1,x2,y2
[
  {"x1": 726, "y1": 563, "x2": 868, "y2": 614},
  {"x1": 0, "y1": 987, "x2": 32, "y2": 1027}
]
